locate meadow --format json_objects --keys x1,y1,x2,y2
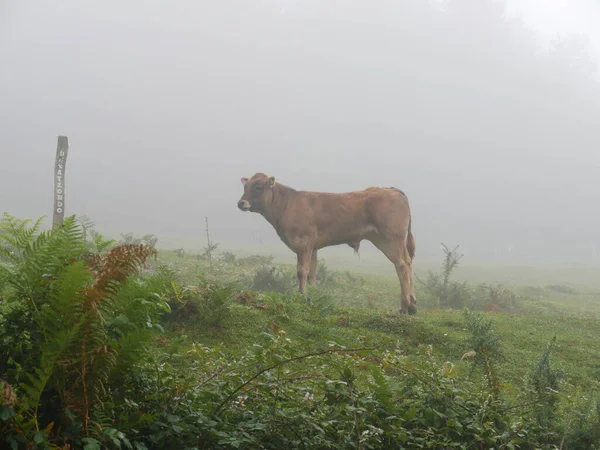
[{"x1": 1, "y1": 213, "x2": 599, "y2": 449}]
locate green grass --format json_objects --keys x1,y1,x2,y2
[
  {"x1": 156, "y1": 249, "x2": 600, "y2": 397},
  {"x1": 5, "y1": 216, "x2": 599, "y2": 447}
]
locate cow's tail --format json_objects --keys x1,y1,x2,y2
[{"x1": 406, "y1": 214, "x2": 416, "y2": 260}]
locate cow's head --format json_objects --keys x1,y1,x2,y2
[{"x1": 238, "y1": 173, "x2": 276, "y2": 213}]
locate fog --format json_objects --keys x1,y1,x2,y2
[{"x1": 2, "y1": 0, "x2": 600, "y2": 265}]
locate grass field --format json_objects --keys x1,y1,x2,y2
[
  {"x1": 3, "y1": 216, "x2": 600, "y2": 448},
  {"x1": 157, "y1": 248, "x2": 600, "y2": 393}
]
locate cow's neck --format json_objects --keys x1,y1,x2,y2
[{"x1": 260, "y1": 183, "x2": 297, "y2": 229}]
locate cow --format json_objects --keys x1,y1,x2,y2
[{"x1": 237, "y1": 173, "x2": 417, "y2": 314}]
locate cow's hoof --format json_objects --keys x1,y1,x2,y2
[
  {"x1": 398, "y1": 308, "x2": 408, "y2": 315},
  {"x1": 408, "y1": 305, "x2": 417, "y2": 315}
]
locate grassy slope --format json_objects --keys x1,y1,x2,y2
[{"x1": 156, "y1": 250, "x2": 600, "y2": 396}]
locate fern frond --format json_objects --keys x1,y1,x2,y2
[
  {"x1": 40, "y1": 261, "x2": 92, "y2": 335},
  {"x1": 17, "y1": 261, "x2": 91, "y2": 430},
  {"x1": 90, "y1": 231, "x2": 115, "y2": 254},
  {"x1": 0, "y1": 214, "x2": 46, "y2": 264},
  {"x1": 65, "y1": 243, "x2": 157, "y2": 435},
  {"x1": 22, "y1": 323, "x2": 82, "y2": 431},
  {"x1": 2, "y1": 219, "x2": 163, "y2": 438}
]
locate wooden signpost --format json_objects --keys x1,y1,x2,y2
[{"x1": 52, "y1": 136, "x2": 69, "y2": 228}]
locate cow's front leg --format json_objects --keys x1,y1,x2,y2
[
  {"x1": 308, "y1": 249, "x2": 318, "y2": 286},
  {"x1": 296, "y1": 248, "x2": 312, "y2": 302}
]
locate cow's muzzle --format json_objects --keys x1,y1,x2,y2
[{"x1": 238, "y1": 200, "x2": 251, "y2": 211}]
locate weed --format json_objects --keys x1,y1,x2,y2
[
  {"x1": 462, "y1": 308, "x2": 503, "y2": 397},
  {"x1": 120, "y1": 232, "x2": 159, "y2": 248},
  {"x1": 251, "y1": 265, "x2": 297, "y2": 294},
  {"x1": 418, "y1": 243, "x2": 469, "y2": 308},
  {"x1": 220, "y1": 252, "x2": 237, "y2": 264},
  {"x1": 203, "y1": 217, "x2": 219, "y2": 271},
  {"x1": 527, "y1": 335, "x2": 564, "y2": 428},
  {"x1": 316, "y1": 259, "x2": 337, "y2": 288}
]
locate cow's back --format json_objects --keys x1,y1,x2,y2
[{"x1": 289, "y1": 187, "x2": 409, "y2": 249}]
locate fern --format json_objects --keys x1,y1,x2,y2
[
  {"x1": 0, "y1": 215, "x2": 86, "y2": 310},
  {"x1": 368, "y1": 364, "x2": 395, "y2": 413},
  {"x1": 18, "y1": 262, "x2": 89, "y2": 428},
  {"x1": 0, "y1": 214, "x2": 165, "y2": 440},
  {"x1": 70, "y1": 243, "x2": 157, "y2": 434},
  {"x1": 89, "y1": 230, "x2": 115, "y2": 254},
  {"x1": 0, "y1": 213, "x2": 45, "y2": 263}
]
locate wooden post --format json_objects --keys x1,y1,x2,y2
[{"x1": 52, "y1": 136, "x2": 69, "y2": 228}]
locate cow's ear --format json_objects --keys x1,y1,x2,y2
[
  {"x1": 241, "y1": 177, "x2": 248, "y2": 185},
  {"x1": 268, "y1": 176, "x2": 276, "y2": 187}
]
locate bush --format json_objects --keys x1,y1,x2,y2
[
  {"x1": 418, "y1": 243, "x2": 469, "y2": 308},
  {"x1": 419, "y1": 245, "x2": 521, "y2": 311},
  {"x1": 220, "y1": 252, "x2": 237, "y2": 264},
  {"x1": 106, "y1": 332, "x2": 570, "y2": 449},
  {"x1": 562, "y1": 396, "x2": 600, "y2": 449},
  {"x1": 0, "y1": 214, "x2": 171, "y2": 447},
  {"x1": 120, "y1": 231, "x2": 159, "y2": 249},
  {"x1": 238, "y1": 254, "x2": 275, "y2": 266},
  {"x1": 196, "y1": 279, "x2": 235, "y2": 328},
  {"x1": 316, "y1": 259, "x2": 337, "y2": 288},
  {"x1": 468, "y1": 283, "x2": 519, "y2": 310},
  {"x1": 156, "y1": 268, "x2": 235, "y2": 327},
  {"x1": 526, "y1": 336, "x2": 565, "y2": 428},
  {"x1": 343, "y1": 269, "x2": 365, "y2": 287},
  {"x1": 462, "y1": 308, "x2": 503, "y2": 397},
  {"x1": 251, "y1": 265, "x2": 297, "y2": 294}
]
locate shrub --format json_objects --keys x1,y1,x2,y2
[
  {"x1": 306, "y1": 287, "x2": 336, "y2": 315},
  {"x1": 419, "y1": 245, "x2": 521, "y2": 311},
  {"x1": 526, "y1": 336, "x2": 565, "y2": 428},
  {"x1": 114, "y1": 333, "x2": 567, "y2": 449},
  {"x1": 418, "y1": 243, "x2": 469, "y2": 308},
  {"x1": 238, "y1": 254, "x2": 275, "y2": 266},
  {"x1": 0, "y1": 214, "x2": 171, "y2": 447},
  {"x1": 468, "y1": 283, "x2": 519, "y2": 310},
  {"x1": 120, "y1": 232, "x2": 159, "y2": 249},
  {"x1": 220, "y1": 252, "x2": 237, "y2": 264},
  {"x1": 344, "y1": 269, "x2": 365, "y2": 287},
  {"x1": 157, "y1": 268, "x2": 235, "y2": 327},
  {"x1": 196, "y1": 279, "x2": 235, "y2": 328},
  {"x1": 251, "y1": 265, "x2": 297, "y2": 294},
  {"x1": 316, "y1": 259, "x2": 337, "y2": 288},
  {"x1": 462, "y1": 309, "x2": 503, "y2": 397},
  {"x1": 562, "y1": 396, "x2": 600, "y2": 449}
]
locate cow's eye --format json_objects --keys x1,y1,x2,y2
[{"x1": 254, "y1": 185, "x2": 263, "y2": 192}]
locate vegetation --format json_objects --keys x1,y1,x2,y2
[
  {"x1": 418, "y1": 244, "x2": 521, "y2": 312},
  {"x1": 0, "y1": 213, "x2": 599, "y2": 449}
]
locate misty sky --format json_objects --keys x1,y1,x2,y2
[{"x1": 1, "y1": 0, "x2": 600, "y2": 264}]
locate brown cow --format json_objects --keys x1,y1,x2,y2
[{"x1": 237, "y1": 173, "x2": 417, "y2": 314}]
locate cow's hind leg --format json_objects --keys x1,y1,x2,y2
[
  {"x1": 405, "y1": 247, "x2": 417, "y2": 313},
  {"x1": 369, "y1": 235, "x2": 415, "y2": 315},
  {"x1": 406, "y1": 257, "x2": 417, "y2": 314},
  {"x1": 405, "y1": 248, "x2": 417, "y2": 314},
  {"x1": 308, "y1": 249, "x2": 318, "y2": 287},
  {"x1": 296, "y1": 248, "x2": 312, "y2": 302}
]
